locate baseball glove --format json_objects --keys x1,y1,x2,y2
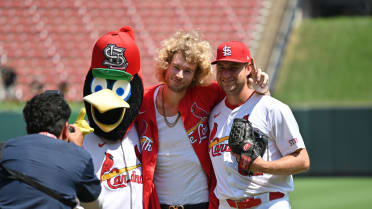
[{"x1": 228, "y1": 118, "x2": 268, "y2": 176}]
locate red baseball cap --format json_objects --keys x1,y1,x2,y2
[
  {"x1": 211, "y1": 41, "x2": 251, "y2": 64},
  {"x1": 89, "y1": 26, "x2": 141, "y2": 81}
]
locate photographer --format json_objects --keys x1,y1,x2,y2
[{"x1": 0, "y1": 90, "x2": 101, "y2": 208}]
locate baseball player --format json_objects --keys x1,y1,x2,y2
[{"x1": 208, "y1": 41, "x2": 310, "y2": 209}]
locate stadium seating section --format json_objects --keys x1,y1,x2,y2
[{"x1": 0, "y1": 0, "x2": 270, "y2": 100}]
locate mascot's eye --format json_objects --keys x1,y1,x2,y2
[
  {"x1": 91, "y1": 77, "x2": 108, "y2": 93},
  {"x1": 112, "y1": 80, "x2": 131, "y2": 101}
]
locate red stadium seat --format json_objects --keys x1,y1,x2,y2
[{"x1": 2, "y1": 0, "x2": 269, "y2": 101}]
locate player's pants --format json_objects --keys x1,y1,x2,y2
[{"x1": 218, "y1": 193, "x2": 290, "y2": 209}]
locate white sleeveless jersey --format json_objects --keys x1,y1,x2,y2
[
  {"x1": 208, "y1": 93, "x2": 305, "y2": 200},
  {"x1": 83, "y1": 127, "x2": 143, "y2": 209}
]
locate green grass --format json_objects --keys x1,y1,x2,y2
[
  {"x1": 274, "y1": 17, "x2": 372, "y2": 107},
  {"x1": 0, "y1": 101, "x2": 84, "y2": 113},
  {"x1": 0, "y1": 101, "x2": 25, "y2": 112},
  {"x1": 291, "y1": 177, "x2": 372, "y2": 209}
]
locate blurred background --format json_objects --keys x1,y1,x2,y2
[{"x1": 0, "y1": 0, "x2": 372, "y2": 208}]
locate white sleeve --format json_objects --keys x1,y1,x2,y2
[{"x1": 269, "y1": 103, "x2": 306, "y2": 156}]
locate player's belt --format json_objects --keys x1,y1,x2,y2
[
  {"x1": 160, "y1": 202, "x2": 208, "y2": 209},
  {"x1": 226, "y1": 192, "x2": 285, "y2": 208}
]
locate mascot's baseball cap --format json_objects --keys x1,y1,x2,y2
[
  {"x1": 89, "y1": 26, "x2": 141, "y2": 81},
  {"x1": 211, "y1": 41, "x2": 251, "y2": 64}
]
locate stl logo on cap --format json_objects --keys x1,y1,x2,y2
[
  {"x1": 89, "y1": 26, "x2": 141, "y2": 79},
  {"x1": 212, "y1": 41, "x2": 251, "y2": 64},
  {"x1": 222, "y1": 45, "x2": 232, "y2": 57},
  {"x1": 102, "y1": 44, "x2": 128, "y2": 70}
]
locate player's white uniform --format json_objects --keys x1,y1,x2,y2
[
  {"x1": 209, "y1": 93, "x2": 306, "y2": 209},
  {"x1": 83, "y1": 127, "x2": 143, "y2": 209}
]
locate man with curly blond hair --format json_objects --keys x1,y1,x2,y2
[
  {"x1": 136, "y1": 31, "x2": 269, "y2": 209},
  {"x1": 154, "y1": 32, "x2": 214, "y2": 88}
]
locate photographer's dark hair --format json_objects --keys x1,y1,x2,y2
[{"x1": 23, "y1": 90, "x2": 71, "y2": 137}]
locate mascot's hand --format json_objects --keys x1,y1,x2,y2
[{"x1": 73, "y1": 108, "x2": 94, "y2": 136}]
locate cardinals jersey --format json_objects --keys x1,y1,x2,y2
[
  {"x1": 83, "y1": 127, "x2": 143, "y2": 209},
  {"x1": 208, "y1": 93, "x2": 306, "y2": 200}
]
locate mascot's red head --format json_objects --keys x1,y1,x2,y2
[{"x1": 83, "y1": 26, "x2": 144, "y2": 141}]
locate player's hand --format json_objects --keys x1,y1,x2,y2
[
  {"x1": 248, "y1": 58, "x2": 270, "y2": 95},
  {"x1": 73, "y1": 108, "x2": 94, "y2": 136},
  {"x1": 66, "y1": 124, "x2": 84, "y2": 147},
  {"x1": 232, "y1": 153, "x2": 266, "y2": 173}
]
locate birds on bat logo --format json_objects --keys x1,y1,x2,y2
[{"x1": 100, "y1": 148, "x2": 142, "y2": 190}]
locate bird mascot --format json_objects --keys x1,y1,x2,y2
[{"x1": 81, "y1": 26, "x2": 144, "y2": 209}]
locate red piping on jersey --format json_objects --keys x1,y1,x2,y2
[{"x1": 225, "y1": 91, "x2": 256, "y2": 110}]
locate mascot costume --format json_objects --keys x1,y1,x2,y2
[{"x1": 81, "y1": 26, "x2": 144, "y2": 209}]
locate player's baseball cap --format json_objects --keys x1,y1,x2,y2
[
  {"x1": 89, "y1": 26, "x2": 141, "y2": 81},
  {"x1": 211, "y1": 41, "x2": 251, "y2": 64}
]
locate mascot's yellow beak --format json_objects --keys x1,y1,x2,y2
[{"x1": 83, "y1": 89, "x2": 129, "y2": 133}]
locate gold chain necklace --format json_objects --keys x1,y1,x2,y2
[{"x1": 161, "y1": 87, "x2": 180, "y2": 128}]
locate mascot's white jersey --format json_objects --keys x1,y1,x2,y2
[
  {"x1": 83, "y1": 127, "x2": 143, "y2": 209},
  {"x1": 208, "y1": 93, "x2": 306, "y2": 200}
]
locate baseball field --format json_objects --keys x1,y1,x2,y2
[
  {"x1": 291, "y1": 177, "x2": 372, "y2": 209},
  {"x1": 274, "y1": 16, "x2": 372, "y2": 107},
  {"x1": 275, "y1": 16, "x2": 372, "y2": 209},
  {"x1": 1, "y1": 15, "x2": 371, "y2": 208}
]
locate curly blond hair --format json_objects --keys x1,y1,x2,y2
[{"x1": 155, "y1": 31, "x2": 214, "y2": 86}]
